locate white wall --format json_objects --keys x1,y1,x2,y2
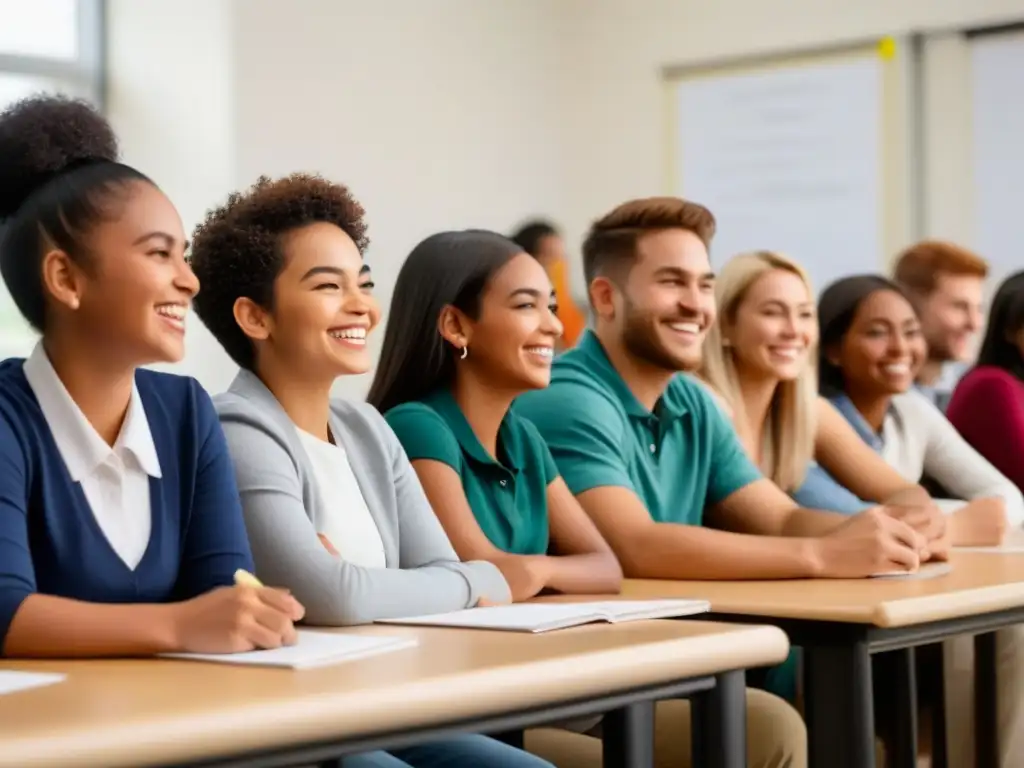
[
  {"x1": 106, "y1": 0, "x2": 239, "y2": 391},
  {"x1": 232, "y1": 0, "x2": 571, "y2": 396},
  {"x1": 106, "y1": 0, "x2": 1024, "y2": 393},
  {"x1": 559, "y1": 0, "x2": 1024, "y2": 266},
  {"x1": 108, "y1": 0, "x2": 571, "y2": 396}
]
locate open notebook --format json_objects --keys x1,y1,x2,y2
[
  {"x1": 376, "y1": 599, "x2": 710, "y2": 634},
  {"x1": 160, "y1": 630, "x2": 417, "y2": 669}
]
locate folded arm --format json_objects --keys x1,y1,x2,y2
[
  {"x1": 578, "y1": 484, "x2": 820, "y2": 579},
  {"x1": 814, "y1": 397, "x2": 931, "y2": 506},
  {"x1": 220, "y1": 416, "x2": 509, "y2": 626}
]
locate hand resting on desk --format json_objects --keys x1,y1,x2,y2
[
  {"x1": 815, "y1": 507, "x2": 926, "y2": 578},
  {"x1": 880, "y1": 502, "x2": 950, "y2": 561}
]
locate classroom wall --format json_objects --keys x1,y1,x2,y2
[
  {"x1": 559, "y1": 0, "x2": 1024, "y2": 270},
  {"x1": 108, "y1": 0, "x2": 571, "y2": 396},
  {"x1": 106, "y1": 0, "x2": 1022, "y2": 394},
  {"x1": 106, "y1": 0, "x2": 238, "y2": 389}
]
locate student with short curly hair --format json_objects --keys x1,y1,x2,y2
[
  {"x1": 0, "y1": 96, "x2": 303, "y2": 659},
  {"x1": 190, "y1": 174, "x2": 558, "y2": 768}
]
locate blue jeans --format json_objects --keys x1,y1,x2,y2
[{"x1": 344, "y1": 734, "x2": 554, "y2": 767}]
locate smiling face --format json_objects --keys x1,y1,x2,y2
[
  {"x1": 612, "y1": 228, "x2": 715, "y2": 372},
  {"x1": 831, "y1": 288, "x2": 926, "y2": 396},
  {"x1": 728, "y1": 268, "x2": 817, "y2": 382},
  {"x1": 456, "y1": 252, "x2": 563, "y2": 391},
  {"x1": 44, "y1": 180, "x2": 196, "y2": 365},
  {"x1": 917, "y1": 272, "x2": 985, "y2": 363},
  {"x1": 240, "y1": 221, "x2": 379, "y2": 379}
]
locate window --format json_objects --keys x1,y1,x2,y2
[
  {"x1": 0, "y1": 0, "x2": 104, "y2": 350},
  {"x1": 0, "y1": 0, "x2": 103, "y2": 110}
]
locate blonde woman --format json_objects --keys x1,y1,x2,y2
[{"x1": 699, "y1": 251, "x2": 932, "y2": 512}]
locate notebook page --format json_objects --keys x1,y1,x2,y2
[
  {"x1": 378, "y1": 603, "x2": 606, "y2": 632},
  {"x1": 160, "y1": 630, "x2": 417, "y2": 669},
  {"x1": 0, "y1": 671, "x2": 65, "y2": 696},
  {"x1": 870, "y1": 562, "x2": 953, "y2": 580},
  {"x1": 596, "y1": 599, "x2": 711, "y2": 621}
]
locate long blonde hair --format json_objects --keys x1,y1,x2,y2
[{"x1": 701, "y1": 251, "x2": 818, "y2": 492}]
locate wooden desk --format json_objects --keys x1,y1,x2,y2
[
  {"x1": 625, "y1": 553, "x2": 1024, "y2": 627},
  {"x1": 622, "y1": 553, "x2": 1024, "y2": 768},
  {"x1": 0, "y1": 620, "x2": 788, "y2": 768}
]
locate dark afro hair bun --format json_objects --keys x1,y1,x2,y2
[{"x1": 0, "y1": 94, "x2": 119, "y2": 221}]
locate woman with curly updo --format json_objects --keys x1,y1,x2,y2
[{"x1": 0, "y1": 96, "x2": 303, "y2": 659}]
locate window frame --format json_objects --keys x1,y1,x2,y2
[{"x1": 0, "y1": 0, "x2": 105, "y2": 108}]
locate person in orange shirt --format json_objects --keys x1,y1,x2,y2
[{"x1": 511, "y1": 220, "x2": 588, "y2": 348}]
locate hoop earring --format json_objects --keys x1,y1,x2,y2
[{"x1": 460, "y1": 346, "x2": 468, "y2": 360}]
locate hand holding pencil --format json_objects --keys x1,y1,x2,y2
[{"x1": 167, "y1": 568, "x2": 305, "y2": 654}]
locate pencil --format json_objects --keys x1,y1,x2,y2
[{"x1": 233, "y1": 569, "x2": 264, "y2": 588}]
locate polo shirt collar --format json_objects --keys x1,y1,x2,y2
[
  {"x1": 23, "y1": 342, "x2": 162, "y2": 481},
  {"x1": 574, "y1": 330, "x2": 688, "y2": 420},
  {"x1": 425, "y1": 388, "x2": 522, "y2": 470}
]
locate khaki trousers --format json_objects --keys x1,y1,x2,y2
[
  {"x1": 523, "y1": 689, "x2": 806, "y2": 768},
  {"x1": 943, "y1": 626, "x2": 1024, "y2": 768}
]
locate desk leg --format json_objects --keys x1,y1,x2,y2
[
  {"x1": 805, "y1": 642, "x2": 875, "y2": 768},
  {"x1": 875, "y1": 648, "x2": 918, "y2": 768},
  {"x1": 691, "y1": 669, "x2": 746, "y2": 768},
  {"x1": 975, "y1": 632, "x2": 998, "y2": 768},
  {"x1": 603, "y1": 701, "x2": 655, "y2": 768}
]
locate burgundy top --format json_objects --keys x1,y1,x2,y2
[{"x1": 947, "y1": 365, "x2": 1024, "y2": 489}]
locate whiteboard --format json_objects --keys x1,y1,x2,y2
[
  {"x1": 667, "y1": 46, "x2": 905, "y2": 295},
  {"x1": 970, "y1": 30, "x2": 1024, "y2": 291}
]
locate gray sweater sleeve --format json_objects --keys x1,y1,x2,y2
[{"x1": 219, "y1": 411, "x2": 510, "y2": 626}]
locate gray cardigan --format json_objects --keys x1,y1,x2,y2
[{"x1": 214, "y1": 370, "x2": 510, "y2": 625}]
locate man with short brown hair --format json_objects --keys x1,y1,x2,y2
[{"x1": 893, "y1": 241, "x2": 988, "y2": 409}]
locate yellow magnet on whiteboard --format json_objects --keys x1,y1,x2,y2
[{"x1": 878, "y1": 37, "x2": 896, "y2": 60}]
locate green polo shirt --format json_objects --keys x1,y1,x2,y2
[
  {"x1": 517, "y1": 331, "x2": 797, "y2": 702},
  {"x1": 384, "y1": 389, "x2": 557, "y2": 555},
  {"x1": 515, "y1": 330, "x2": 761, "y2": 524}
]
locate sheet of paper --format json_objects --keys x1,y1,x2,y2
[
  {"x1": 379, "y1": 600, "x2": 711, "y2": 632},
  {"x1": 0, "y1": 671, "x2": 65, "y2": 695},
  {"x1": 160, "y1": 630, "x2": 416, "y2": 669},
  {"x1": 590, "y1": 599, "x2": 710, "y2": 619},
  {"x1": 870, "y1": 562, "x2": 953, "y2": 580},
  {"x1": 379, "y1": 603, "x2": 598, "y2": 631}
]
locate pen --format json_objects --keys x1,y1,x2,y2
[{"x1": 233, "y1": 569, "x2": 264, "y2": 588}]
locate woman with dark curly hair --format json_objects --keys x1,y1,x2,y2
[
  {"x1": 0, "y1": 96, "x2": 303, "y2": 659},
  {"x1": 189, "y1": 173, "x2": 559, "y2": 768}
]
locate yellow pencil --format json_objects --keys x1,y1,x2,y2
[{"x1": 233, "y1": 569, "x2": 264, "y2": 588}]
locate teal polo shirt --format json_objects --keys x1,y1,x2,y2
[
  {"x1": 384, "y1": 389, "x2": 557, "y2": 555},
  {"x1": 517, "y1": 331, "x2": 798, "y2": 702},
  {"x1": 515, "y1": 331, "x2": 761, "y2": 523}
]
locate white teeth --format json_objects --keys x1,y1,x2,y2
[
  {"x1": 771, "y1": 347, "x2": 800, "y2": 360},
  {"x1": 668, "y1": 322, "x2": 700, "y2": 334},
  {"x1": 525, "y1": 346, "x2": 553, "y2": 358},
  {"x1": 883, "y1": 363, "x2": 909, "y2": 374},
  {"x1": 329, "y1": 327, "x2": 367, "y2": 341},
  {"x1": 156, "y1": 305, "x2": 186, "y2": 322}
]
